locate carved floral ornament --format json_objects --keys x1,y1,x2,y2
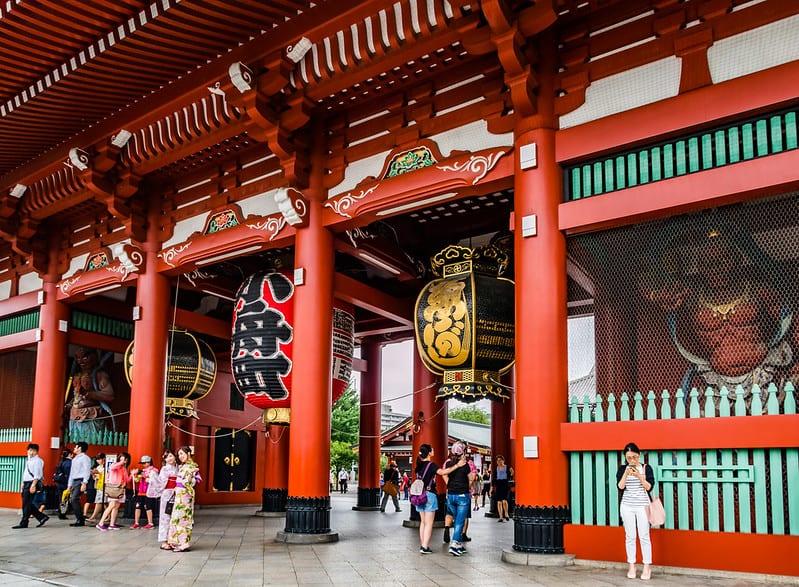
[
  {"x1": 158, "y1": 188, "x2": 307, "y2": 269},
  {"x1": 57, "y1": 244, "x2": 144, "y2": 297},
  {"x1": 324, "y1": 146, "x2": 509, "y2": 220}
]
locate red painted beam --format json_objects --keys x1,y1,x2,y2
[
  {"x1": 0, "y1": 291, "x2": 40, "y2": 319},
  {"x1": 565, "y1": 524, "x2": 799, "y2": 576},
  {"x1": 0, "y1": 330, "x2": 38, "y2": 352},
  {"x1": 333, "y1": 273, "x2": 414, "y2": 327},
  {"x1": 559, "y1": 149, "x2": 799, "y2": 234},
  {"x1": 560, "y1": 414, "x2": 799, "y2": 451},
  {"x1": 557, "y1": 59, "x2": 799, "y2": 163}
]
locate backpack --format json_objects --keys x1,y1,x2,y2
[{"x1": 410, "y1": 462, "x2": 433, "y2": 507}]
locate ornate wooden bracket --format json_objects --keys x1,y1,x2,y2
[
  {"x1": 480, "y1": 0, "x2": 556, "y2": 119},
  {"x1": 69, "y1": 132, "x2": 146, "y2": 242},
  {"x1": 213, "y1": 55, "x2": 312, "y2": 186}
]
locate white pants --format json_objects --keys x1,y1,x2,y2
[{"x1": 620, "y1": 503, "x2": 652, "y2": 564}]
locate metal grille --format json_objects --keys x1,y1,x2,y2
[{"x1": 567, "y1": 192, "x2": 799, "y2": 405}]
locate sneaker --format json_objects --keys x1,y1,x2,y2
[
  {"x1": 443, "y1": 527, "x2": 450, "y2": 543},
  {"x1": 96, "y1": 524, "x2": 108, "y2": 531},
  {"x1": 142, "y1": 523, "x2": 154, "y2": 529},
  {"x1": 109, "y1": 525, "x2": 121, "y2": 530},
  {"x1": 419, "y1": 546, "x2": 433, "y2": 554},
  {"x1": 130, "y1": 523, "x2": 140, "y2": 529},
  {"x1": 448, "y1": 545, "x2": 462, "y2": 557}
]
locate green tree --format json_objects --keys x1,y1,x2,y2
[
  {"x1": 449, "y1": 405, "x2": 490, "y2": 424},
  {"x1": 330, "y1": 440, "x2": 357, "y2": 476},
  {"x1": 331, "y1": 384, "x2": 360, "y2": 444}
]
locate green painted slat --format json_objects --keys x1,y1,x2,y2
[
  {"x1": 706, "y1": 449, "x2": 720, "y2": 532},
  {"x1": 646, "y1": 390, "x2": 657, "y2": 420},
  {"x1": 787, "y1": 447, "x2": 799, "y2": 535},
  {"x1": 742, "y1": 123, "x2": 755, "y2": 159},
  {"x1": 688, "y1": 137, "x2": 700, "y2": 172},
  {"x1": 594, "y1": 396, "x2": 605, "y2": 422},
  {"x1": 620, "y1": 392, "x2": 631, "y2": 421},
  {"x1": 738, "y1": 448, "x2": 752, "y2": 533},
  {"x1": 0, "y1": 457, "x2": 25, "y2": 492},
  {"x1": 570, "y1": 451, "x2": 581, "y2": 523},
  {"x1": 608, "y1": 452, "x2": 620, "y2": 526},
  {"x1": 770, "y1": 115, "x2": 784, "y2": 153},
  {"x1": 607, "y1": 393, "x2": 618, "y2": 422},
  {"x1": 714, "y1": 130, "x2": 727, "y2": 166},
  {"x1": 651, "y1": 146, "x2": 662, "y2": 181},
  {"x1": 755, "y1": 119, "x2": 769, "y2": 156},
  {"x1": 676, "y1": 450, "x2": 690, "y2": 529},
  {"x1": 661, "y1": 453, "x2": 675, "y2": 529},
  {"x1": 728, "y1": 126, "x2": 741, "y2": 163},
  {"x1": 787, "y1": 112, "x2": 798, "y2": 150},
  {"x1": 569, "y1": 396, "x2": 579, "y2": 423},
  {"x1": 571, "y1": 168, "x2": 581, "y2": 199},
  {"x1": 582, "y1": 166, "x2": 592, "y2": 198},
  {"x1": 769, "y1": 448, "x2": 785, "y2": 534},
  {"x1": 639, "y1": 151, "x2": 650, "y2": 183},
  {"x1": 691, "y1": 450, "x2": 704, "y2": 531},
  {"x1": 676, "y1": 140, "x2": 687, "y2": 175},
  {"x1": 615, "y1": 157, "x2": 626, "y2": 189},
  {"x1": 701, "y1": 133, "x2": 713, "y2": 169},
  {"x1": 627, "y1": 153, "x2": 638, "y2": 186},
  {"x1": 595, "y1": 451, "x2": 607, "y2": 525},
  {"x1": 604, "y1": 159, "x2": 614, "y2": 193},
  {"x1": 675, "y1": 389, "x2": 686, "y2": 419},
  {"x1": 660, "y1": 390, "x2": 672, "y2": 420},
  {"x1": 663, "y1": 144, "x2": 674, "y2": 178},
  {"x1": 582, "y1": 451, "x2": 594, "y2": 524},
  {"x1": 633, "y1": 391, "x2": 644, "y2": 420},
  {"x1": 753, "y1": 448, "x2": 768, "y2": 533},
  {"x1": 593, "y1": 162, "x2": 603, "y2": 195},
  {"x1": 721, "y1": 449, "x2": 736, "y2": 532}
]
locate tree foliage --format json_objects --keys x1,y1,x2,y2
[
  {"x1": 331, "y1": 384, "x2": 360, "y2": 445},
  {"x1": 330, "y1": 440, "x2": 357, "y2": 474},
  {"x1": 448, "y1": 405, "x2": 490, "y2": 424}
]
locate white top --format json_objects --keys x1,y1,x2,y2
[
  {"x1": 23, "y1": 455, "x2": 44, "y2": 482},
  {"x1": 68, "y1": 452, "x2": 92, "y2": 485},
  {"x1": 621, "y1": 464, "x2": 651, "y2": 507}
]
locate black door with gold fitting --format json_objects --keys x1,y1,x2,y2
[{"x1": 212, "y1": 428, "x2": 253, "y2": 491}]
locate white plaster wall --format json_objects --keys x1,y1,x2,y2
[
  {"x1": 560, "y1": 57, "x2": 681, "y2": 129},
  {"x1": 708, "y1": 14, "x2": 799, "y2": 84},
  {"x1": 0, "y1": 280, "x2": 11, "y2": 301},
  {"x1": 18, "y1": 272, "x2": 43, "y2": 294}
]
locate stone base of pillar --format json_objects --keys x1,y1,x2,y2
[
  {"x1": 352, "y1": 487, "x2": 381, "y2": 511},
  {"x1": 276, "y1": 529, "x2": 339, "y2": 543},
  {"x1": 282, "y1": 496, "x2": 334, "y2": 535},
  {"x1": 260, "y1": 488, "x2": 288, "y2": 513},
  {"x1": 502, "y1": 549, "x2": 576, "y2": 566},
  {"x1": 512, "y1": 505, "x2": 570, "y2": 554}
]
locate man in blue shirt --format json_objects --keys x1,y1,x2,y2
[{"x1": 12, "y1": 443, "x2": 48, "y2": 529}]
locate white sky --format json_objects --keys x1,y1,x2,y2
[{"x1": 354, "y1": 315, "x2": 595, "y2": 416}]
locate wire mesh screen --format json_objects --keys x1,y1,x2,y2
[{"x1": 566, "y1": 194, "x2": 799, "y2": 410}]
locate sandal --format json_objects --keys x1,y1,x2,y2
[
  {"x1": 160, "y1": 544, "x2": 173, "y2": 550},
  {"x1": 172, "y1": 546, "x2": 190, "y2": 552}
]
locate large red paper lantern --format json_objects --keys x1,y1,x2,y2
[{"x1": 231, "y1": 270, "x2": 354, "y2": 409}]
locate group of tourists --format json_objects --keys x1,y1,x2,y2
[
  {"x1": 12, "y1": 442, "x2": 201, "y2": 553},
  {"x1": 409, "y1": 439, "x2": 657, "y2": 580}
]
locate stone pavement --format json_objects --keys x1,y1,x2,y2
[{"x1": 0, "y1": 491, "x2": 794, "y2": 586}]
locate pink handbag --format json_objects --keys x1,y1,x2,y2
[{"x1": 646, "y1": 496, "x2": 666, "y2": 526}]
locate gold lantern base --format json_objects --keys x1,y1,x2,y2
[
  {"x1": 166, "y1": 397, "x2": 197, "y2": 419},
  {"x1": 262, "y1": 407, "x2": 291, "y2": 425},
  {"x1": 436, "y1": 369, "x2": 510, "y2": 402}
]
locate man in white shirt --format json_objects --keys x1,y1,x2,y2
[
  {"x1": 12, "y1": 443, "x2": 48, "y2": 529},
  {"x1": 67, "y1": 442, "x2": 91, "y2": 526}
]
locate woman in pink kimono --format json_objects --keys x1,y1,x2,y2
[{"x1": 166, "y1": 446, "x2": 200, "y2": 552}]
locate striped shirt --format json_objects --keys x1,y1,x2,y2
[{"x1": 621, "y1": 465, "x2": 651, "y2": 507}]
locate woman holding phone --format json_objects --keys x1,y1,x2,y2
[{"x1": 616, "y1": 442, "x2": 655, "y2": 580}]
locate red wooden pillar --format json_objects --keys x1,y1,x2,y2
[
  {"x1": 489, "y1": 381, "x2": 513, "y2": 517},
  {"x1": 260, "y1": 422, "x2": 290, "y2": 513},
  {"x1": 279, "y1": 136, "x2": 337, "y2": 542},
  {"x1": 411, "y1": 350, "x2": 447, "y2": 496},
  {"x1": 128, "y1": 194, "x2": 170, "y2": 464},
  {"x1": 512, "y1": 43, "x2": 570, "y2": 553},
  {"x1": 32, "y1": 256, "x2": 70, "y2": 477},
  {"x1": 354, "y1": 337, "x2": 382, "y2": 510}
]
